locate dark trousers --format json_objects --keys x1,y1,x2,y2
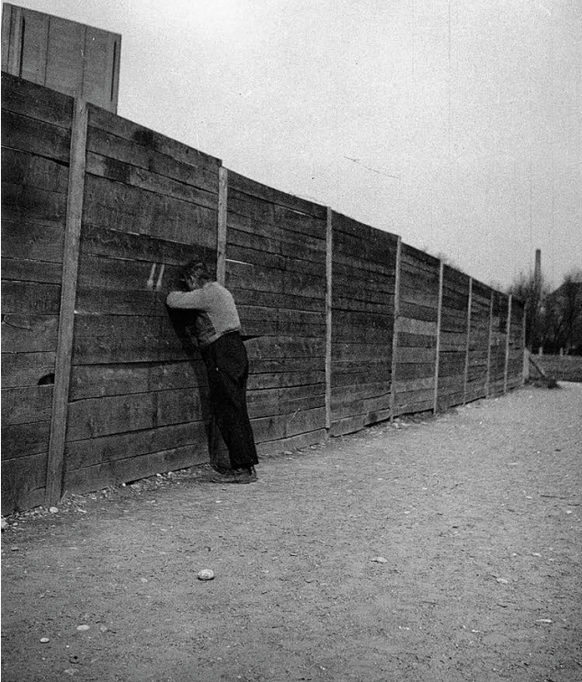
[{"x1": 201, "y1": 332, "x2": 258, "y2": 470}]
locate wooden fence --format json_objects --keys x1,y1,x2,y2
[{"x1": 1, "y1": 73, "x2": 525, "y2": 514}]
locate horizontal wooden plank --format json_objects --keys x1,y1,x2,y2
[
  {"x1": 66, "y1": 388, "x2": 205, "y2": 441},
  {"x1": 229, "y1": 171, "x2": 326, "y2": 219},
  {"x1": 333, "y1": 229, "x2": 398, "y2": 267},
  {"x1": 87, "y1": 122, "x2": 219, "y2": 195},
  {"x1": 393, "y1": 376, "x2": 434, "y2": 392},
  {"x1": 232, "y1": 287, "x2": 324, "y2": 313},
  {"x1": 1, "y1": 314, "x2": 59, "y2": 353},
  {"x1": 80, "y1": 223, "x2": 215, "y2": 266},
  {"x1": 257, "y1": 428, "x2": 327, "y2": 454},
  {"x1": 245, "y1": 336, "x2": 325, "y2": 360},
  {"x1": 398, "y1": 332, "x2": 436, "y2": 348},
  {"x1": 70, "y1": 360, "x2": 204, "y2": 400},
  {"x1": 2, "y1": 181, "x2": 68, "y2": 224},
  {"x1": 393, "y1": 362, "x2": 435, "y2": 380},
  {"x1": 284, "y1": 406, "x2": 326, "y2": 438},
  {"x1": 248, "y1": 370, "x2": 325, "y2": 390},
  {"x1": 88, "y1": 104, "x2": 221, "y2": 174},
  {"x1": 86, "y1": 151, "x2": 218, "y2": 212},
  {"x1": 1, "y1": 420, "x2": 51, "y2": 459},
  {"x1": 1, "y1": 385, "x2": 53, "y2": 426},
  {"x1": 83, "y1": 175, "x2": 217, "y2": 247},
  {"x1": 2, "y1": 147, "x2": 70, "y2": 194},
  {"x1": 1, "y1": 218, "x2": 65, "y2": 263},
  {"x1": 396, "y1": 347, "x2": 437, "y2": 364},
  {"x1": 400, "y1": 244, "x2": 441, "y2": 270},
  {"x1": 65, "y1": 421, "x2": 209, "y2": 470},
  {"x1": 1, "y1": 72, "x2": 73, "y2": 126},
  {"x1": 74, "y1": 288, "x2": 169, "y2": 317},
  {"x1": 65, "y1": 445, "x2": 206, "y2": 494},
  {"x1": 1, "y1": 257, "x2": 62, "y2": 284},
  {"x1": 399, "y1": 302, "x2": 439, "y2": 323},
  {"x1": 1, "y1": 451, "x2": 46, "y2": 515},
  {"x1": 1, "y1": 351, "x2": 56, "y2": 388},
  {"x1": 397, "y1": 317, "x2": 438, "y2": 335},
  {"x1": 399, "y1": 284, "x2": 439, "y2": 307},
  {"x1": 227, "y1": 214, "x2": 326, "y2": 258},
  {"x1": 1, "y1": 279, "x2": 60, "y2": 314},
  {"x1": 1, "y1": 109, "x2": 71, "y2": 161}
]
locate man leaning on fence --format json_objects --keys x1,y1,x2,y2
[{"x1": 166, "y1": 260, "x2": 259, "y2": 484}]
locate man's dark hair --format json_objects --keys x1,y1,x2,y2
[{"x1": 180, "y1": 260, "x2": 214, "y2": 286}]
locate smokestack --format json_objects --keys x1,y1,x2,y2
[{"x1": 534, "y1": 249, "x2": 541, "y2": 295}]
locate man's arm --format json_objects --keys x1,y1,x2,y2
[{"x1": 166, "y1": 289, "x2": 207, "y2": 309}]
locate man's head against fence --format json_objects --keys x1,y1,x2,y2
[{"x1": 180, "y1": 260, "x2": 215, "y2": 290}]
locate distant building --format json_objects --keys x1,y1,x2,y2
[{"x1": 2, "y1": 3, "x2": 121, "y2": 113}]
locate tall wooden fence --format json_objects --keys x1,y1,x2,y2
[{"x1": 1, "y1": 73, "x2": 525, "y2": 513}]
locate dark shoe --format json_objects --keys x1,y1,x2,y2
[{"x1": 207, "y1": 467, "x2": 257, "y2": 484}]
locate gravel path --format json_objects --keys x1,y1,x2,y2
[{"x1": 2, "y1": 383, "x2": 581, "y2": 682}]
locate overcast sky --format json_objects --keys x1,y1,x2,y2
[{"x1": 13, "y1": 0, "x2": 581, "y2": 289}]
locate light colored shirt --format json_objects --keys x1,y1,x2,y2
[{"x1": 166, "y1": 282, "x2": 241, "y2": 347}]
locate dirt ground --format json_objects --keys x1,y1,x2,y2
[{"x1": 2, "y1": 382, "x2": 581, "y2": 682}]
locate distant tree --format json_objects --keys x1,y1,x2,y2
[
  {"x1": 542, "y1": 269, "x2": 582, "y2": 354},
  {"x1": 510, "y1": 268, "x2": 582, "y2": 354}
]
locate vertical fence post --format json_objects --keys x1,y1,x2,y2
[
  {"x1": 45, "y1": 99, "x2": 88, "y2": 505},
  {"x1": 389, "y1": 237, "x2": 402, "y2": 423},
  {"x1": 485, "y1": 290, "x2": 494, "y2": 398},
  {"x1": 504, "y1": 294, "x2": 512, "y2": 394},
  {"x1": 216, "y1": 166, "x2": 228, "y2": 286},
  {"x1": 325, "y1": 207, "x2": 333, "y2": 434},
  {"x1": 433, "y1": 259, "x2": 444, "y2": 414},
  {"x1": 522, "y1": 306, "x2": 528, "y2": 385},
  {"x1": 463, "y1": 277, "x2": 473, "y2": 405},
  {"x1": 4, "y1": 5, "x2": 24, "y2": 75}
]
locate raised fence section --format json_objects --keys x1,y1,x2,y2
[{"x1": 1, "y1": 73, "x2": 525, "y2": 513}]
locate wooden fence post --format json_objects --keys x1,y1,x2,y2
[
  {"x1": 389, "y1": 237, "x2": 402, "y2": 423},
  {"x1": 433, "y1": 259, "x2": 444, "y2": 414},
  {"x1": 45, "y1": 99, "x2": 88, "y2": 505},
  {"x1": 325, "y1": 207, "x2": 333, "y2": 434},
  {"x1": 485, "y1": 291, "x2": 494, "y2": 397},
  {"x1": 216, "y1": 166, "x2": 228, "y2": 286},
  {"x1": 463, "y1": 277, "x2": 473, "y2": 405},
  {"x1": 522, "y1": 306, "x2": 528, "y2": 385},
  {"x1": 504, "y1": 294, "x2": 512, "y2": 393}
]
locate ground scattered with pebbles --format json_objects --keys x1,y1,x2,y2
[{"x1": 2, "y1": 382, "x2": 581, "y2": 681}]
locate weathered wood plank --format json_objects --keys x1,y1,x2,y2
[
  {"x1": 65, "y1": 421, "x2": 209, "y2": 470},
  {"x1": 66, "y1": 388, "x2": 205, "y2": 441},
  {"x1": 88, "y1": 105, "x2": 221, "y2": 175},
  {"x1": 83, "y1": 175, "x2": 217, "y2": 247},
  {"x1": 1, "y1": 281, "x2": 61, "y2": 315},
  {"x1": 2, "y1": 107, "x2": 71, "y2": 163},
  {"x1": 46, "y1": 100, "x2": 88, "y2": 505},
  {"x1": 85, "y1": 151, "x2": 218, "y2": 211},
  {"x1": 2, "y1": 72, "x2": 73, "y2": 126},
  {"x1": 1, "y1": 314, "x2": 59, "y2": 353},
  {"x1": 86, "y1": 122, "x2": 219, "y2": 194},
  {"x1": 2, "y1": 147, "x2": 70, "y2": 194},
  {"x1": 1, "y1": 451, "x2": 47, "y2": 515},
  {"x1": 1, "y1": 257, "x2": 62, "y2": 284},
  {"x1": 229, "y1": 171, "x2": 326, "y2": 219},
  {"x1": 1, "y1": 182, "x2": 68, "y2": 224},
  {"x1": 1, "y1": 351, "x2": 56, "y2": 388},
  {"x1": 1, "y1": 385, "x2": 53, "y2": 426},
  {"x1": 65, "y1": 445, "x2": 206, "y2": 494},
  {"x1": 70, "y1": 360, "x2": 205, "y2": 400},
  {"x1": 1, "y1": 420, "x2": 51, "y2": 459},
  {"x1": 1, "y1": 219, "x2": 65, "y2": 263}
]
